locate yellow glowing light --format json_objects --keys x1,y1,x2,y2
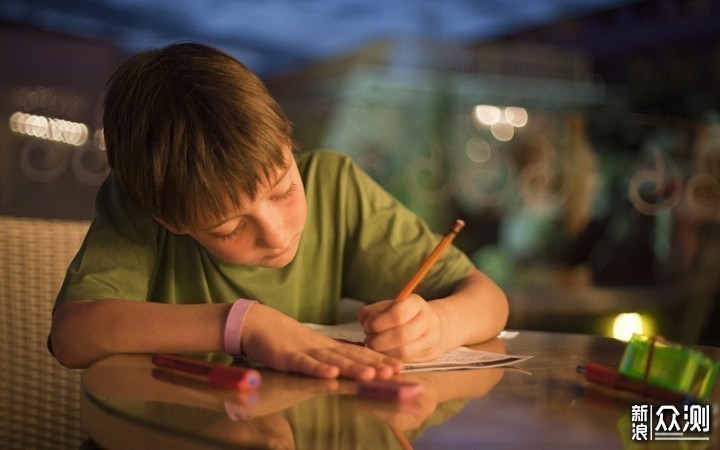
[
  {"x1": 9, "y1": 112, "x2": 22, "y2": 132},
  {"x1": 505, "y1": 107, "x2": 528, "y2": 127},
  {"x1": 612, "y1": 313, "x2": 646, "y2": 342},
  {"x1": 465, "y1": 137, "x2": 492, "y2": 163},
  {"x1": 491, "y1": 122, "x2": 514, "y2": 142},
  {"x1": 473, "y1": 105, "x2": 501, "y2": 126},
  {"x1": 94, "y1": 128, "x2": 106, "y2": 151},
  {"x1": 8, "y1": 111, "x2": 88, "y2": 146}
]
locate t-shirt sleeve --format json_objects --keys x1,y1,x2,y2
[
  {"x1": 338, "y1": 155, "x2": 474, "y2": 303},
  {"x1": 54, "y1": 174, "x2": 159, "y2": 307}
]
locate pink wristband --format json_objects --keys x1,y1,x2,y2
[{"x1": 223, "y1": 299, "x2": 258, "y2": 357}]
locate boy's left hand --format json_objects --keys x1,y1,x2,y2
[{"x1": 358, "y1": 294, "x2": 446, "y2": 362}]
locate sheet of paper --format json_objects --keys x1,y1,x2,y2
[{"x1": 304, "y1": 322, "x2": 531, "y2": 372}]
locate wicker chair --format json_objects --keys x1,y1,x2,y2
[{"x1": 0, "y1": 216, "x2": 91, "y2": 450}]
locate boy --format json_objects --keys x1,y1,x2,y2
[{"x1": 50, "y1": 42, "x2": 508, "y2": 380}]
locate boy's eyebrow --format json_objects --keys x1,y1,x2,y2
[{"x1": 202, "y1": 164, "x2": 292, "y2": 232}]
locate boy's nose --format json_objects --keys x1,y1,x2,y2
[{"x1": 256, "y1": 215, "x2": 287, "y2": 249}]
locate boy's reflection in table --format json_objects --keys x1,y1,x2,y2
[{"x1": 82, "y1": 339, "x2": 507, "y2": 449}]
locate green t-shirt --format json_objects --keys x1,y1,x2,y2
[{"x1": 56, "y1": 151, "x2": 474, "y2": 324}]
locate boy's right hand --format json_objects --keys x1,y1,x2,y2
[{"x1": 240, "y1": 304, "x2": 403, "y2": 380}]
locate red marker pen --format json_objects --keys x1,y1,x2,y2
[
  {"x1": 152, "y1": 353, "x2": 261, "y2": 390},
  {"x1": 577, "y1": 362, "x2": 694, "y2": 404}
]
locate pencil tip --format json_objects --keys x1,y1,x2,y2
[{"x1": 451, "y1": 219, "x2": 465, "y2": 233}]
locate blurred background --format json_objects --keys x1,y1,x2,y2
[{"x1": 2, "y1": 0, "x2": 720, "y2": 345}]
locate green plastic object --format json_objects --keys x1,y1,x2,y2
[{"x1": 618, "y1": 334, "x2": 720, "y2": 401}]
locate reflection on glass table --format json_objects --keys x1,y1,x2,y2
[{"x1": 81, "y1": 331, "x2": 720, "y2": 449}]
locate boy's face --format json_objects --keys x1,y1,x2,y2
[{"x1": 184, "y1": 147, "x2": 307, "y2": 268}]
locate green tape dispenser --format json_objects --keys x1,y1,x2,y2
[{"x1": 619, "y1": 334, "x2": 720, "y2": 402}]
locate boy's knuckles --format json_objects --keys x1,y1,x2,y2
[{"x1": 387, "y1": 307, "x2": 407, "y2": 323}]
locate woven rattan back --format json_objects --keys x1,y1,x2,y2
[{"x1": 0, "y1": 216, "x2": 91, "y2": 449}]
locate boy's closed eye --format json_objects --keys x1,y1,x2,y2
[
  {"x1": 271, "y1": 182, "x2": 297, "y2": 201},
  {"x1": 210, "y1": 182, "x2": 298, "y2": 241},
  {"x1": 214, "y1": 220, "x2": 247, "y2": 241}
]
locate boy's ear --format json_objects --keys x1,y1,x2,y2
[{"x1": 152, "y1": 216, "x2": 184, "y2": 235}]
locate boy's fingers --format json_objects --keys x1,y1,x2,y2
[
  {"x1": 363, "y1": 298, "x2": 421, "y2": 334},
  {"x1": 366, "y1": 311, "x2": 425, "y2": 354},
  {"x1": 339, "y1": 345, "x2": 403, "y2": 377},
  {"x1": 311, "y1": 350, "x2": 376, "y2": 380},
  {"x1": 357, "y1": 301, "x2": 389, "y2": 326},
  {"x1": 286, "y1": 351, "x2": 341, "y2": 379},
  {"x1": 309, "y1": 345, "x2": 402, "y2": 380}
]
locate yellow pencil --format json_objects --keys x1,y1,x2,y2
[
  {"x1": 390, "y1": 425, "x2": 413, "y2": 450},
  {"x1": 394, "y1": 219, "x2": 465, "y2": 302}
]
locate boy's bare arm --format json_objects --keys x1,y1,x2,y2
[
  {"x1": 51, "y1": 299, "x2": 402, "y2": 380},
  {"x1": 359, "y1": 269, "x2": 509, "y2": 362},
  {"x1": 431, "y1": 268, "x2": 509, "y2": 348},
  {"x1": 51, "y1": 299, "x2": 231, "y2": 368}
]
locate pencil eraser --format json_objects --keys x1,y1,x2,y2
[{"x1": 357, "y1": 380, "x2": 423, "y2": 401}]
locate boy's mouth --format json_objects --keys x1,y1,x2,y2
[
  {"x1": 268, "y1": 246, "x2": 290, "y2": 259},
  {"x1": 263, "y1": 232, "x2": 301, "y2": 264}
]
